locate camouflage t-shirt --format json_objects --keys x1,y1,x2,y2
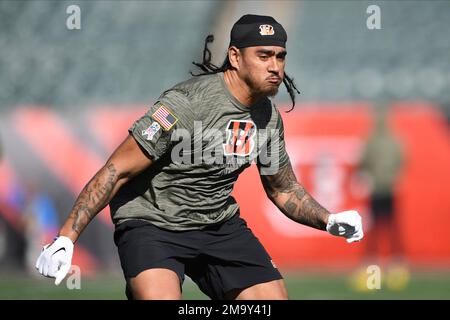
[{"x1": 110, "y1": 72, "x2": 290, "y2": 230}]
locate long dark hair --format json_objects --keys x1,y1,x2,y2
[{"x1": 190, "y1": 35, "x2": 300, "y2": 112}]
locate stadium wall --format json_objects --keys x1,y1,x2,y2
[{"x1": 0, "y1": 102, "x2": 449, "y2": 273}]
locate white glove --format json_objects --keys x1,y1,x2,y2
[
  {"x1": 326, "y1": 210, "x2": 364, "y2": 243},
  {"x1": 35, "y1": 236, "x2": 74, "y2": 285}
]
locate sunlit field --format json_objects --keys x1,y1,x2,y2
[{"x1": 1, "y1": 270, "x2": 450, "y2": 300}]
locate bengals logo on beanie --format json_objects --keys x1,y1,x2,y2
[{"x1": 259, "y1": 24, "x2": 275, "y2": 36}]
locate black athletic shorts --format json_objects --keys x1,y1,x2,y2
[
  {"x1": 371, "y1": 193, "x2": 394, "y2": 219},
  {"x1": 113, "y1": 212, "x2": 282, "y2": 300}
]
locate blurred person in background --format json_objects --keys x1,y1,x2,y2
[
  {"x1": 21, "y1": 180, "x2": 59, "y2": 275},
  {"x1": 353, "y1": 105, "x2": 409, "y2": 291},
  {"x1": 0, "y1": 135, "x2": 27, "y2": 272},
  {"x1": 35, "y1": 14, "x2": 364, "y2": 300},
  {"x1": 0, "y1": 135, "x2": 58, "y2": 275}
]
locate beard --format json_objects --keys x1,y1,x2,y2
[{"x1": 265, "y1": 85, "x2": 279, "y2": 97}]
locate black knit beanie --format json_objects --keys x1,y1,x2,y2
[{"x1": 229, "y1": 14, "x2": 287, "y2": 49}]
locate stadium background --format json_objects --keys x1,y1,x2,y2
[{"x1": 0, "y1": 0, "x2": 449, "y2": 299}]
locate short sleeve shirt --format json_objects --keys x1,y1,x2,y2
[{"x1": 110, "y1": 73, "x2": 290, "y2": 230}]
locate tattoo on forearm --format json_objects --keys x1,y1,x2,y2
[
  {"x1": 70, "y1": 163, "x2": 117, "y2": 234},
  {"x1": 262, "y1": 164, "x2": 329, "y2": 230}
]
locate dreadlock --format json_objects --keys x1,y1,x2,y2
[
  {"x1": 190, "y1": 35, "x2": 229, "y2": 75},
  {"x1": 191, "y1": 35, "x2": 300, "y2": 112}
]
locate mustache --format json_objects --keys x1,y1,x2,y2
[{"x1": 266, "y1": 75, "x2": 282, "y2": 81}]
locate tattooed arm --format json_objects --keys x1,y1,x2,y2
[
  {"x1": 260, "y1": 162, "x2": 330, "y2": 231},
  {"x1": 58, "y1": 134, "x2": 153, "y2": 243}
]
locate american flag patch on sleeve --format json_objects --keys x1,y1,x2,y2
[{"x1": 151, "y1": 105, "x2": 178, "y2": 131}]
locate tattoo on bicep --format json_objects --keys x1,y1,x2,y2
[{"x1": 70, "y1": 163, "x2": 117, "y2": 234}]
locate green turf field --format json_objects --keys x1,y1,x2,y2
[{"x1": 1, "y1": 270, "x2": 450, "y2": 300}]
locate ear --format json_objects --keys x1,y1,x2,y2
[{"x1": 228, "y1": 46, "x2": 241, "y2": 70}]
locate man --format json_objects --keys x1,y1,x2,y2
[
  {"x1": 357, "y1": 106, "x2": 407, "y2": 290},
  {"x1": 360, "y1": 106, "x2": 403, "y2": 261},
  {"x1": 36, "y1": 14, "x2": 363, "y2": 300}
]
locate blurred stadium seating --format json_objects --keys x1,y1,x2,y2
[
  {"x1": 1, "y1": 1, "x2": 449, "y2": 109},
  {"x1": 289, "y1": 1, "x2": 450, "y2": 105},
  {"x1": 0, "y1": 0, "x2": 220, "y2": 108}
]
